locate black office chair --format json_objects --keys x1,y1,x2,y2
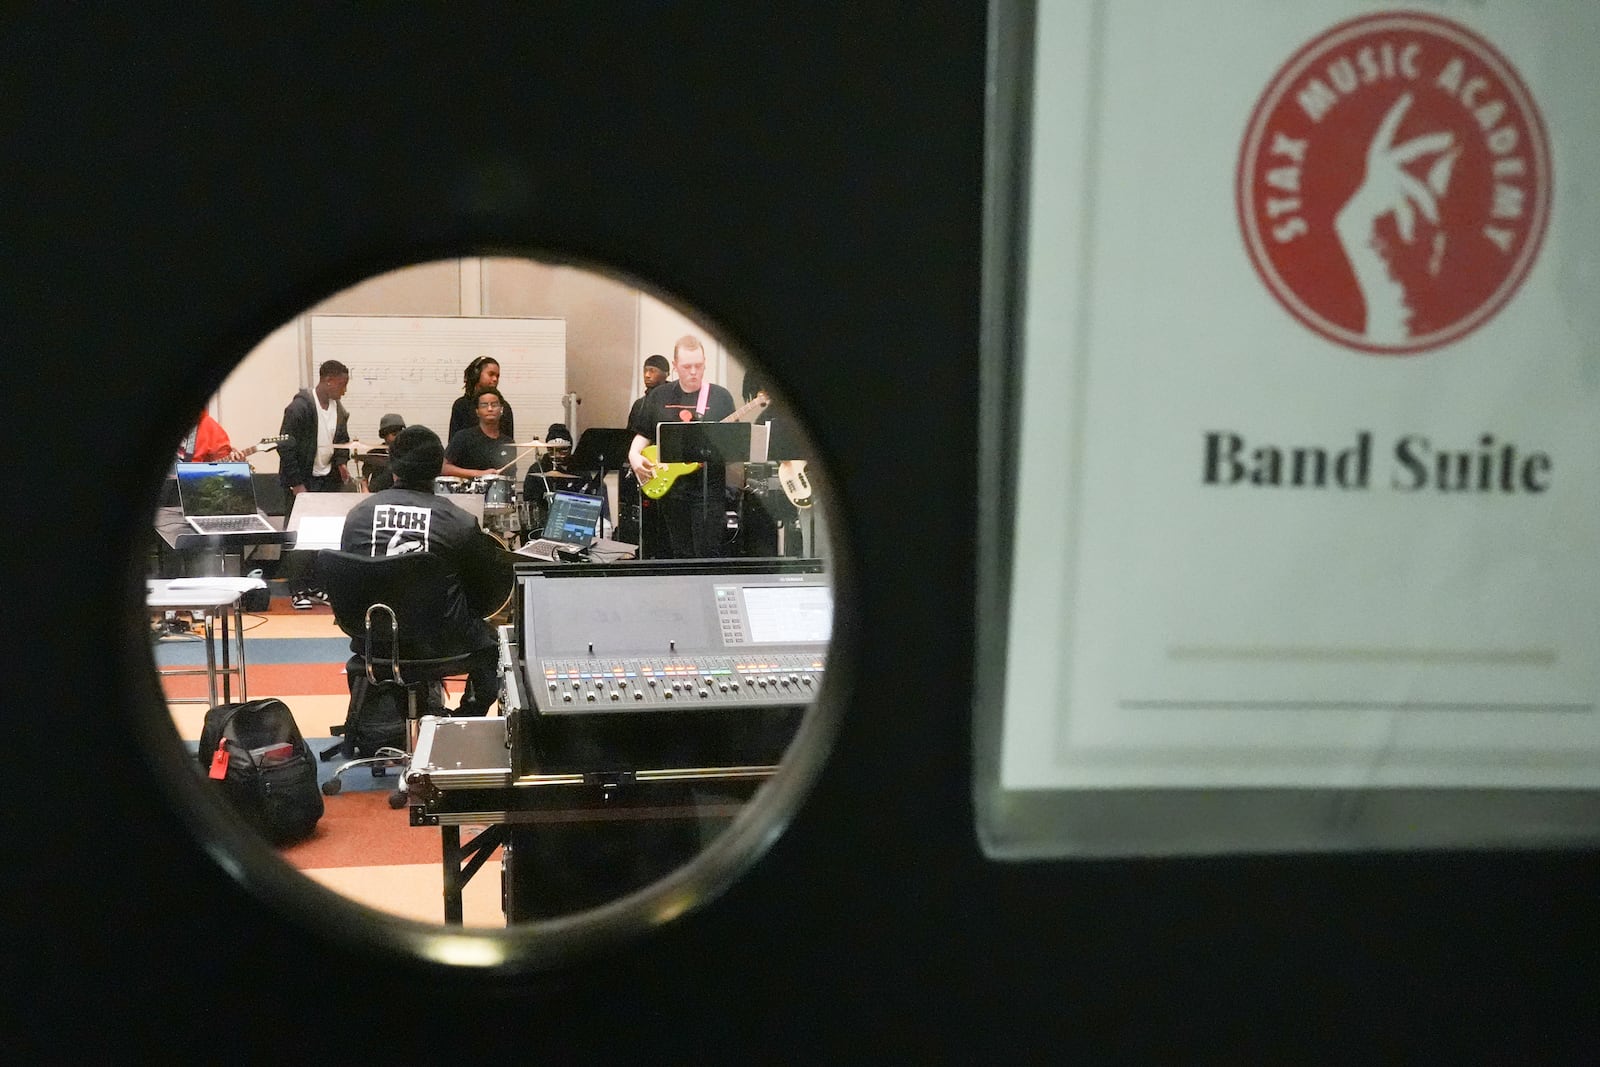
[{"x1": 314, "y1": 549, "x2": 483, "y2": 809}]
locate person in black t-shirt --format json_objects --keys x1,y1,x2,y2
[
  {"x1": 443, "y1": 386, "x2": 519, "y2": 480},
  {"x1": 447, "y1": 356, "x2": 515, "y2": 444},
  {"x1": 627, "y1": 335, "x2": 736, "y2": 558},
  {"x1": 362, "y1": 412, "x2": 406, "y2": 492},
  {"x1": 617, "y1": 354, "x2": 672, "y2": 550}
]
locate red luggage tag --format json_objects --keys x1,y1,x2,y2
[{"x1": 208, "y1": 745, "x2": 230, "y2": 780}]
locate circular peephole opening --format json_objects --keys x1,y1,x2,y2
[{"x1": 140, "y1": 256, "x2": 845, "y2": 962}]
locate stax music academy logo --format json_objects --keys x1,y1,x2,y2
[{"x1": 1237, "y1": 13, "x2": 1551, "y2": 355}]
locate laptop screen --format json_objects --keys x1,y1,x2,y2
[
  {"x1": 542, "y1": 491, "x2": 603, "y2": 545},
  {"x1": 175, "y1": 462, "x2": 259, "y2": 517}
]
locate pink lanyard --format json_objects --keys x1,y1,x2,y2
[{"x1": 695, "y1": 381, "x2": 710, "y2": 417}]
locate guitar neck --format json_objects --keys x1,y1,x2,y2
[{"x1": 722, "y1": 391, "x2": 770, "y2": 424}]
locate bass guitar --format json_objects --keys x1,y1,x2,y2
[
  {"x1": 639, "y1": 392, "x2": 771, "y2": 499},
  {"x1": 777, "y1": 460, "x2": 812, "y2": 508}
]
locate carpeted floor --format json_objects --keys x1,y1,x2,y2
[{"x1": 159, "y1": 594, "x2": 506, "y2": 925}]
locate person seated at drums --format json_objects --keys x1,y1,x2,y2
[
  {"x1": 363, "y1": 412, "x2": 406, "y2": 492},
  {"x1": 442, "y1": 386, "x2": 519, "y2": 481},
  {"x1": 340, "y1": 425, "x2": 512, "y2": 717},
  {"x1": 523, "y1": 421, "x2": 578, "y2": 502},
  {"x1": 447, "y1": 356, "x2": 515, "y2": 444}
]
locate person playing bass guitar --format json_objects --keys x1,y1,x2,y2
[
  {"x1": 339, "y1": 425, "x2": 513, "y2": 715},
  {"x1": 626, "y1": 334, "x2": 739, "y2": 558}
]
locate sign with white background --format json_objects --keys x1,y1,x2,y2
[{"x1": 990, "y1": 0, "x2": 1600, "y2": 815}]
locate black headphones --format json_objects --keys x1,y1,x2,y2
[{"x1": 464, "y1": 356, "x2": 492, "y2": 392}]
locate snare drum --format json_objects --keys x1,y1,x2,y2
[{"x1": 433, "y1": 476, "x2": 468, "y2": 494}]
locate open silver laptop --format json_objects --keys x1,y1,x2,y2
[
  {"x1": 175, "y1": 461, "x2": 276, "y2": 535},
  {"x1": 517, "y1": 491, "x2": 604, "y2": 561}
]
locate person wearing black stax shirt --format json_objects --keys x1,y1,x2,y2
[
  {"x1": 443, "y1": 385, "x2": 519, "y2": 480},
  {"x1": 627, "y1": 335, "x2": 736, "y2": 557},
  {"x1": 340, "y1": 425, "x2": 511, "y2": 716}
]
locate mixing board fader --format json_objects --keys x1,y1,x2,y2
[{"x1": 534, "y1": 653, "x2": 825, "y2": 712}]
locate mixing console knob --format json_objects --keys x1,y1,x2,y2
[
  {"x1": 586, "y1": 693, "x2": 596, "y2": 702},
  {"x1": 571, "y1": 681, "x2": 580, "y2": 690},
  {"x1": 698, "y1": 689, "x2": 709, "y2": 698},
  {"x1": 562, "y1": 694, "x2": 572, "y2": 703},
  {"x1": 664, "y1": 690, "x2": 674, "y2": 700},
  {"x1": 547, "y1": 682, "x2": 556, "y2": 692},
  {"x1": 731, "y1": 681, "x2": 740, "y2": 690},
  {"x1": 803, "y1": 676, "x2": 814, "y2": 687},
  {"x1": 610, "y1": 692, "x2": 620, "y2": 702},
  {"x1": 648, "y1": 678, "x2": 657, "y2": 687},
  {"x1": 789, "y1": 674, "x2": 799, "y2": 684},
  {"x1": 718, "y1": 683, "x2": 728, "y2": 693},
  {"x1": 634, "y1": 691, "x2": 644, "y2": 701}
]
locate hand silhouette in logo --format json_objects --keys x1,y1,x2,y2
[{"x1": 1333, "y1": 93, "x2": 1459, "y2": 344}]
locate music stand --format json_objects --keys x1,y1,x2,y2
[
  {"x1": 764, "y1": 418, "x2": 811, "y2": 462},
  {"x1": 657, "y1": 422, "x2": 754, "y2": 558},
  {"x1": 570, "y1": 427, "x2": 634, "y2": 472},
  {"x1": 657, "y1": 422, "x2": 753, "y2": 466}
]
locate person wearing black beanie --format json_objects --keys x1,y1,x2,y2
[
  {"x1": 337, "y1": 424, "x2": 512, "y2": 716},
  {"x1": 618, "y1": 355, "x2": 674, "y2": 553}
]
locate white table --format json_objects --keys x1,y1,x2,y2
[{"x1": 147, "y1": 577, "x2": 264, "y2": 708}]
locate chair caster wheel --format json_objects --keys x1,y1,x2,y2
[
  {"x1": 388, "y1": 791, "x2": 407, "y2": 810},
  {"x1": 321, "y1": 778, "x2": 343, "y2": 796}
]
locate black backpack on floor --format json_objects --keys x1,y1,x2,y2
[
  {"x1": 197, "y1": 698, "x2": 324, "y2": 845},
  {"x1": 331, "y1": 675, "x2": 409, "y2": 761},
  {"x1": 322, "y1": 674, "x2": 445, "y2": 766}
]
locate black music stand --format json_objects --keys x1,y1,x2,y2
[
  {"x1": 750, "y1": 419, "x2": 810, "y2": 556},
  {"x1": 764, "y1": 418, "x2": 810, "y2": 462},
  {"x1": 657, "y1": 421, "x2": 753, "y2": 466},
  {"x1": 570, "y1": 427, "x2": 634, "y2": 473},
  {"x1": 657, "y1": 422, "x2": 753, "y2": 557}
]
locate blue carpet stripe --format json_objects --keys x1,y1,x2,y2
[{"x1": 152, "y1": 636, "x2": 352, "y2": 667}]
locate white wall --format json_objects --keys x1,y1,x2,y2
[
  {"x1": 636, "y1": 291, "x2": 748, "y2": 402},
  {"x1": 213, "y1": 317, "x2": 305, "y2": 475}
]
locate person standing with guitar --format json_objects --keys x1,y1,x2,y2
[{"x1": 627, "y1": 335, "x2": 737, "y2": 558}]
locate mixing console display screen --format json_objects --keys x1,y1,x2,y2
[{"x1": 740, "y1": 585, "x2": 832, "y2": 644}]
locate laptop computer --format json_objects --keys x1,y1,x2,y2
[
  {"x1": 517, "y1": 490, "x2": 604, "y2": 561},
  {"x1": 175, "y1": 461, "x2": 276, "y2": 535}
]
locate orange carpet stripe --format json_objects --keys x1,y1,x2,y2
[{"x1": 158, "y1": 661, "x2": 350, "y2": 700}]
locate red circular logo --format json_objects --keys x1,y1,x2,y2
[{"x1": 1237, "y1": 13, "x2": 1551, "y2": 354}]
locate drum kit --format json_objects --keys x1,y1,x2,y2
[
  {"x1": 434, "y1": 474, "x2": 522, "y2": 546},
  {"x1": 433, "y1": 469, "x2": 582, "y2": 549}
]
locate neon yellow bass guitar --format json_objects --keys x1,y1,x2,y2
[{"x1": 639, "y1": 392, "x2": 770, "y2": 499}]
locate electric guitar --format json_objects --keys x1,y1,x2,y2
[
  {"x1": 241, "y1": 434, "x2": 291, "y2": 457},
  {"x1": 182, "y1": 434, "x2": 290, "y2": 462},
  {"x1": 640, "y1": 392, "x2": 771, "y2": 499}
]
